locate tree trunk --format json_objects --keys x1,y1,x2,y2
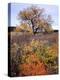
[{"x1": 31, "y1": 19, "x2": 35, "y2": 35}]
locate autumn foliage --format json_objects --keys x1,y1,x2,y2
[
  {"x1": 17, "y1": 6, "x2": 53, "y2": 34},
  {"x1": 18, "y1": 53, "x2": 47, "y2": 76},
  {"x1": 10, "y1": 35, "x2": 58, "y2": 76},
  {"x1": 9, "y1": 5, "x2": 58, "y2": 77},
  {"x1": 18, "y1": 61, "x2": 47, "y2": 76}
]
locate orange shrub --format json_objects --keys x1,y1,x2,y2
[{"x1": 18, "y1": 53, "x2": 47, "y2": 76}]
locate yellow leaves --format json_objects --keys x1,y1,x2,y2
[
  {"x1": 20, "y1": 23, "x2": 28, "y2": 29},
  {"x1": 20, "y1": 23, "x2": 32, "y2": 32},
  {"x1": 20, "y1": 9, "x2": 34, "y2": 20},
  {"x1": 15, "y1": 23, "x2": 33, "y2": 33},
  {"x1": 23, "y1": 53, "x2": 37, "y2": 63},
  {"x1": 20, "y1": 11, "x2": 26, "y2": 20},
  {"x1": 23, "y1": 39, "x2": 41, "y2": 54},
  {"x1": 45, "y1": 26, "x2": 53, "y2": 33},
  {"x1": 30, "y1": 39, "x2": 40, "y2": 48},
  {"x1": 48, "y1": 44, "x2": 58, "y2": 57},
  {"x1": 25, "y1": 11, "x2": 32, "y2": 19},
  {"x1": 23, "y1": 44, "x2": 32, "y2": 53},
  {"x1": 15, "y1": 27, "x2": 23, "y2": 32}
]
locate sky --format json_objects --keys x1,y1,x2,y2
[{"x1": 8, "y1": 3, "x2": 59, "y2": 28}]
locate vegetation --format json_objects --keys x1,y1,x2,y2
[
  {"x1": 16, "y1": 6, "x2": 53, "y2": 34},
  {"x1": 9, "y1": 6, "x2": 58, "y2": 77},
  {"x1": 10, "y1": 37, "x2": 58, "y2": 76}
]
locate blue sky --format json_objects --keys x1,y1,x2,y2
[{"x1": 8, "y1": 3, "x2": 59, "y2": 27}]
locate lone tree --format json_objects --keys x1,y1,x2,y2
[{"x1": 18, "y1": 6, "x2": 53, "y2": 34}]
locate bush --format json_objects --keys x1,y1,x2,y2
[{"x1": 10, "y1": 39, "x2": 58, "y2": 76}]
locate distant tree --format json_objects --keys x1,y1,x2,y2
[{"x1": 18, "y1": 6, "x2": 53, "y2": 34}]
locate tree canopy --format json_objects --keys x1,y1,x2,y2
[{"x1": 18, "y1": 6, "x2": 53, "y2": 34}]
